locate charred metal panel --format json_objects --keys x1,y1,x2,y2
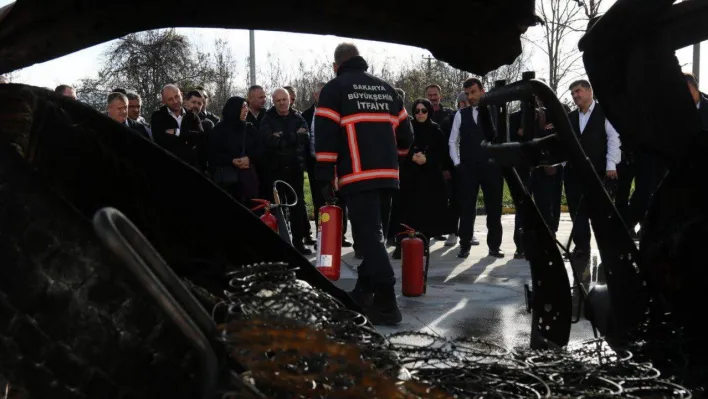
[
  {"x1": 0, "y1": 0, "x2": 539, "y2": 76},
  {"x1": 0, "y1": 83, "x2": 356, "y2": 309}
]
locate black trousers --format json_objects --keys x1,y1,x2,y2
[
  {"x1": 445, "y1": 171, "x2": 460, "y2": 234},
  {"x1": 348, "y1": 188, "x2": 395, "y2": 288},
  {"x1": 264, "y1": 167, "x2": 308, "y2": 244},
  {"x1": 564, "y1": 165, "x2": 594, "y2": 251},
  {"x1": 457, "y1": 163, "x2": 503, "y2": 250},
  {"x1": 531, "y1": 165, "x2": 564, "y2": 233},
  {"x1": 386, "y1": 190, "x2": 401, "y2": 239},
  {"x1": 352, "y1": 191, "x2": 388, "y2": 253}
]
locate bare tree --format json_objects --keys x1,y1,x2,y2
[
  {"x1": 255, "y1": 52, "x2": 290, "y2": 107},
  {"x1": 76, "y1": 29, "x2": 215, "y2": 115},
  {"x1": 575, "y1": 0, "x2": 604, "y2": 19},
  {"x1": 393, "y1": 45, "x2": 530, "y2": 110},
  {"x1": 206, "y1": 38, "x2": 240, "y2": 116},
  {"x1": 75, "y1": 75, "x2": 112, "y2": 110},
  {"x1": 530, "y1": 0, "x2": 585, "y2": 93},
  {"x1": 288, "y1": 59, "x2": 333, "y2": 111}
]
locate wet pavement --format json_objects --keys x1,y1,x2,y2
[{"x1": 309, "y1": 213, "x2": 610, "y2": 350}]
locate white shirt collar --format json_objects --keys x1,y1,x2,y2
[
  {"x1": 581, "y1": 100, "x2": 596, "y2": 115},
  {"x1": 169, "y1": 107, "x2": 185, "y2": 118}
]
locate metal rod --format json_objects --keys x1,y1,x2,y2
[{"x1": 92, "y1": 208, "x2": 220, "y2": 399}]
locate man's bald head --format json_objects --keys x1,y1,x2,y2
[
  {"x1": 161, "y1": 84, "x2": 183, "y2": 113},
  {"x1": 272, "y1": 88, "x2": 290, "y2": 115}
]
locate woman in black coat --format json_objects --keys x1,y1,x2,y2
[
  {"x1": 208, "y1": 96, "x2": 262, "y2": 205},
  {"x1": 393, "y1": 99, "x2": 454, "y2": 258}
]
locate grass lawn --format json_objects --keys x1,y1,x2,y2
[
  {"x1": 303, "y1": 173, "x2": 314, "y2": 219},
  {"x1": 303, "y1": 173, "x2": 570, "y2": 219}
]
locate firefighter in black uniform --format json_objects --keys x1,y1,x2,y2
[{"x1": 314, "y1": 43, "x2": 413, "y2": 325}]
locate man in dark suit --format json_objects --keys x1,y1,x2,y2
[
  {"x1": 449, "y1": 78, "x2": 504, "y2": 259},
  {"x1": 106, "y1": 91, "x2": 150, "y2": 139},
  {"x1": 151, "y1": 84, "x2": 206, "y2": 171},
  {"x1": 260, "y1": 88, "x2": 312, "y2": 254},
  {"x1": 565, "y1": 79, "x2": 621, "y2": 257},
  {"x1": 126, "y1": 91, "x2": 152, "y2": 140},
  {"x1": 246, "y1": 85, "x2": 267, "y2": 130},
  {"x1": 184, "y1": 90, "x2": 214, "y2": 133},
  {"x1": 194, "y1": 86, "x2": 221, "y2": 126}
]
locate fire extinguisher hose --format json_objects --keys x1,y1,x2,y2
[
  {"x1": 272, "y1": 180, "x2": 298, "y2": 208},
  {"x1": 250, "y1": 180, "x2": 298, "y2": 212}
]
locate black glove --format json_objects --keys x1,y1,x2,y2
[{"x1": 320, "y1": 181, "x2": 336, "y2": 204}]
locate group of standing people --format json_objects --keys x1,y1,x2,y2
[
  {"x1": 71, "y1": 42, "x2": 707, "y2": 327},
  {"x1": 207, "y1": 85, "x2": 330, "y2": 256}
]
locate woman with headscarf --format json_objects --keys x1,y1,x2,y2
[
  {"x1": 392, "y1": 98, "x2": 454, "y2": 258},
  {"x1": 208, "y1": 96, "x2": 263, "y2": 205}
]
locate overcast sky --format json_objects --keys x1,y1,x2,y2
[{"x1": 1, "y1": 0, "x2": 705, "y2": 93}]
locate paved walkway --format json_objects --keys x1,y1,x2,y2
[{"x1": 308, "y1": 213, "x2": 606, "y2": 350}]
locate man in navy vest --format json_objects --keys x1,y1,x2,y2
[
  {"x1": 449, "y1": 78, "x2": 504, "y2": 259},
  {"x1": 565, "y1": 79, "x2": 621, "y2": 258}
]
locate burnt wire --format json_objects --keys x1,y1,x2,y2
[{"x1": 210, "y1": 262, "x2": 693, "y2": 398}]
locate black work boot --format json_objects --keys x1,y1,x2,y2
[
  {"x1": 367, "y1": 285, "x2": 402, "y2": 326},
  {"x1": 348, "y1": 277, "x2": 374, "y2": 313},
  {"x1": 293, "y1": 241, "x2": 312, "y2": 255}
]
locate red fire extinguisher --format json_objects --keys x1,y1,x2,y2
[
  {"x1": 316, "y1": 204, "x2": 342, "y2": 281},
  {"x1": 251, "y1": 199, "x2": 278, "y2": 232},
  {"x1": 398, "y1": 224, "x2": 430, "y2": 297}
]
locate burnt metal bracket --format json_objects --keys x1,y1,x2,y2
[
  {"x1": 481, "y1": 79, "x2": 573, "y2": 349},
  {"x1": 480, "y1": 78, "x2": 650, "y2": 341}
]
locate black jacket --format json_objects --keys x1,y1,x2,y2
[
  {"x1": 199, "y1": 110, "x2": 221, "y2": 126},
  {"x1": 431, "y1": 106, "x2": 454, "y2": 125},
  {"x1": 209, "y1": 97, "x2": 263, "y2": 168},
  {"x1": 314, "y1": 56, "x2": 413, "y2": 194},
  {"x1": 439, "y1": 109, "x2": 459, "y2": 172},
  {"x1": 247, "y1": 110, "x2": 265, "y2": 130},
  {"x1": 260, "y1": 106, "x2": 309, "y2": 171},
  {"x1": 302, "y1": 102, "x2": 316, "y2": 129},
  {"x1": 127, "y1": 118, "x2": 151, "y2": 140},
  {"x1": 151, "y1": 105, "x2": 206, "y2": 170},
  {"x1": 302, "y1": 102, "x2": 317, "y2": 167},
  {"x1": 400, "y1": 118, "x2": 454, "y2": 235}
]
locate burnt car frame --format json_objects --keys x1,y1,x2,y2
[{"x1": 1, "y1": 0, "x2": 707, "y2": 396}]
